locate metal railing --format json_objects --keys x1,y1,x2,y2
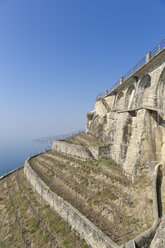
[
  {"x1": 151, "y1": 39, "x2": 165, "y2": 59},
  {"x1": 96, "y1": 38, "x2": 165, "y2": 101},
  {"x1": 96, "y1": 92, "x2": 106, "y2": 101},
  {"x1": 122, "y1": 56, "x2": 146, "y2": 82},
  {"x1": 108, "y1": 80, "x2": 120, "y2": 94}
]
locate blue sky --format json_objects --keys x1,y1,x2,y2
[{"x1": 0, "y1": 0, "x2": 165, "y2": 139}]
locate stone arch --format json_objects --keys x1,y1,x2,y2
[
  {"x1": 156, "y1": 68, "x2": 165, "y2": 110},
  {"x1": 116, "y1": 91, "x2": 124, "y2": 110},
  {"x1": 137, "y1": 74, "x2": 151, "y2": 107},
  {"x1": 124, "y1": 84, "x2": 135, "y2": 110}
]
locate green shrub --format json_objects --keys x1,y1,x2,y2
[{"x1": 63, "y1": 240, "x2": 70, "y2": 245}]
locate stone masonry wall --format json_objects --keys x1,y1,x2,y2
[
  {"x1": 150, "y1": 215, "x2": 165, "y2": 248},
  {"x1": 23, "y1": 157, "x2": 164, "y2": 248},
  {"x1": 87, "y1": 145, "x2": 111, "y2": 159},
  {"x1": 52, "y1": 140, "x2": 94, "y2": 160},
  {"x1": 86, "y1": 49, "x2": 165, "y2": 177},
  {"x1": 87, "y1": 146, "x2": 99, "y2": 159},
  {"x1": 24, "y1": 159, "x2": 119, "y2": 248}
]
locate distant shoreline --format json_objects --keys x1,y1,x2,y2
[{"x1": 33, "y1": 129, "x2": 85, "y2": 144}]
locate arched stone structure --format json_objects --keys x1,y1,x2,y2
[
  {"x1": 116, "y1": 91, "x2": 124, "y2": 110},
  {"x1": 124, "y1": 84, "x2": 135, "y2": 110},
  {"x1": 156, "y1": 68, "x2": 165, "y2": 110},
  {"x1": 137, "y1": 74, "x2": 151, "y2": 107}
]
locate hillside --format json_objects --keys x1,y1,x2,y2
[
  {"x1": 29, "y1": 133, "x2": 155, "y2": 245},
  {"x1": 0, "y1": 169, "x2": 88, "y2": 248},
  {"x1": 0, "y1": 132, "x2": 165, "y2": 247}
]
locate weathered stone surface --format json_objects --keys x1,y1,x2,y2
[
  {"x1": 53, "y1": 139, "x2": 111, "y2": 161},
  {"x1": 24, "y1": 159, "x2": 119, "y2": 248},
  {"x1": 87, "y1": 145, "x2": 99, "y2": 159},
  {"x1": 125, "y1": 240, "x2": 136, "y2": 248},
  {"x1": 86, "y1": 49, "x2": 165, "y2": 177},
  {"x1": 52, "y1": 140, "x2": 95, "y2": 160},
  {"x1": 150, "y1": 215, "x2": 165, "y2": 248}
]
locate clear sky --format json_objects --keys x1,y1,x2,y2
[{"x1": 0, "y1": 0, "x2": 165, "y2": 140}]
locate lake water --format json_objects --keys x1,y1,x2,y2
[{"x1": 0, "y1": 138, "x2": 50, "y2": 177}]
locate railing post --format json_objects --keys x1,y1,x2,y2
[
  {"x1": 120, "y1": 77, "x2": 123, "y2": 85},
  {"x1": 146, "y1": 52, "x2": 151, "y2": 63}
]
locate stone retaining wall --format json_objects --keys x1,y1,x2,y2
[
  {"x1": 99, "y1": 145, "x2": 111, "y2": 158},
  {"x1": 86, "y1": 49, "x2": 165, "y2": 177},
  {"x1": 149, "y1": 215, "x2": 165, "y2": 248},
  {"x1": 124, "y1": 162, "x2": 165, "y2": 248},
  {"x1": 149, "y1": 163, "x2": 165, "y2": 248},
  {"x1": 52, "y1": 140, "x2": 95, "y2": 160},
  {"x1": 24, "y1": 158, "x2": 119, "y2": 248},
  {"x1": 23, "y1": 152, "x2": 163, "y2": 248},
  {"x1": 87, "y1": 146, "x2": 99, "y2": 159},
  {"x1": 87, "y1": 145, "x2": 111, "y2": 160}
]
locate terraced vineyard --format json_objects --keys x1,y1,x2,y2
[
  {"x1": 65, "y1": 133, "x2": 103, "y2": 146},
  {"x1": 30, "y1": 147, "x2": 154, "y2": 245},
  {"x1": 0, "y1": 169, "x2": 88, "y2": 248},
  {"x1": 0, "y1": 133, "x2": 159, "y2": 247}
]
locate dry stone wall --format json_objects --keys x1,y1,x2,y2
[
  {"x1": 150, "y1": 215, "x2": 165, "y2": 248},
  {"x1": 87, "y1": 145, "x2": 111, "y2": 159},
  {"x1": 52, "y1": 140, "x2": 111, "y2": 161},
  {"x1": 87, "y1": 146, "x2": 99, "y2": 159},
  {"x1": 24, "y1": 158, "x2": 119, "y2": 248},
  {"x1": 52, "y1": 140, "x2": 95, "y2": 160},
  {"x1": 23, "y1": 157, "x2": 164, "y2": 248},
  {"x1": 95, "y1": 100, "x2": 109, "y2": 115}
]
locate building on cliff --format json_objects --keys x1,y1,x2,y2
[{"x1": 86, "y1": 38, "x2": 165, "y2": 178}]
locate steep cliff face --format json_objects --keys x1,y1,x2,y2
[{"x1": 86, "y1": 51, "x2": 165, "y2": 177}]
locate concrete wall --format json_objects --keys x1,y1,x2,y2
[
  {"x1": 24, "y1": 159, "x2": 119, "y2": 248},
  {"x1": 52, "y1": 140, "x2": 94, "y2": 161}
]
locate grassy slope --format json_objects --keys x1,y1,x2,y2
[
  {"x1": 1, "y1": 132, "x2": 163, "y2": 247},
  {"x1": 0, "y1": 169, "x2": 88, "y2": 248},
  {"x1": 30, "y1": 147, "x2": 154, "y2": 245}
]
